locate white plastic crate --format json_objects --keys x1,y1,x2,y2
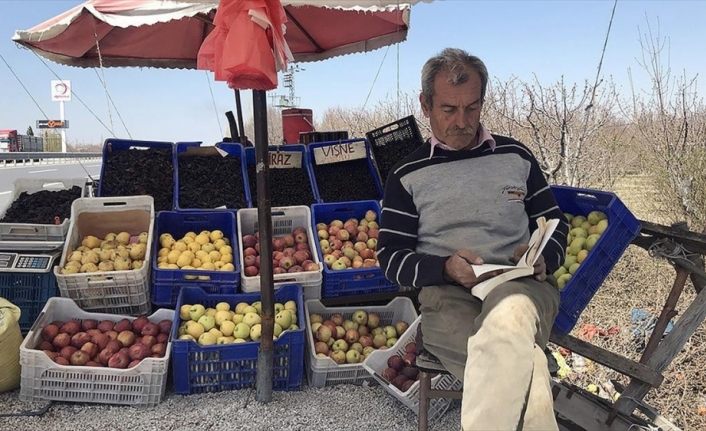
[
  {"x1": 54, "y1": 196, "x2": 154, "y2": 315},
  {"x1": 363, "y1": 315, "x2": 462, "y2": 422},
  {"x1": 237, "y1": 205, "x2": 322, "y2": 299},
  {"x1": 304, "y1": 296, "x2": 418, "y2": 387},
  {"x1": 0, "y1": 178, "x2": 89, "y2": 249},
  {"x1": 20, "y1": 296, "x2": 173, "y2": 407}
]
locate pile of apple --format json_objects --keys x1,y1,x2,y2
[
  {"x1": 554, "y1": 210, "x2": 609, "y2": 288},
  {"x1": 37, "y1": 317, "x2": 171, "y2": 368},
  {"x1": 156, "y1": 230, "x2": 235, "y2": 272},
  {"x1": 310, "y1": 310, "x2": 408, "y2": 365},
  {"x1": 317, "y1": 210, "x2": 380, "y2": 271},
  {"x1": 381, "y1": 342, "x2": 420, "y2": 392},
  {"x1": 177, "y1": 300, "x2": 299, "y2": 345},
  {"x1": 241, "y1": 227, "x2": 319, "y2": 277},
  {"x1": 61, "y1": 232, "x2": 148, "y2": 274}
]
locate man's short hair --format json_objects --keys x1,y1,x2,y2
[{"x1": 421, "y1": 48, "x2": 488, "y2": 107}]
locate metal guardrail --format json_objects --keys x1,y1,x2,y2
[{"x1": 0, "y1": 152, "x2": 101, "y2": 167}]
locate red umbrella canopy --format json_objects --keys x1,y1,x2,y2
[{"x1": 12, "y1": 0, "x2": 417, "y2": 72}]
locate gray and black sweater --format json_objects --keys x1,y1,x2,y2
[{"x1": 377, "y1": 135, "x2": 569, "y2": 289}]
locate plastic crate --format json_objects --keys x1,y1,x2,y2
[
  {"x1": 237, "y1": 206, "x2": 322, "y2": 299},
  {"x1": 0, "y1": 266, "x2": 58, "y2": 334},
  {"x1": 304, "y1": 296, "x2": 417, "y2": 387},
  {"x1": 98, "y1": 139, "x2": 175, "y2": 212},
  {"x1": 308, "y1": 138, "x2": 384, "y2": 203},
  {"x1": 0, "y1": 178, "x2": 88, "y2": 249},
  {"x1": 151, "y1": 211, "x2": 240, "y2": 307},
  {"x1": 299, "y1": 131, "x2": 349, "y2": 145},
  {"x1": 244, "y1": 145, "x2": 320, "y2": 206},
  {"x1": 363, "y1": 315, "x2": 462, "y2": 421},
  {"x1": 174, "y1": 142, "x2": 252, "y2": 210},
  {"x1": 19, "y1": 297, "x2": 173, "y2": 407},
  {"x1": 551, "y1": 185, "x2": 641, "y2": 334},
  {"x1": 365, "y1": 116, "x2": 423, "y2": 185},
  {"x1": 171, "y1": 284, "x2": 305, "y2": 394},
  {"x1": 310, "y1": 200, "x2": 397, "y2": 298},
  {"x1": 54, "y1": 196, "x2": 154, "y2": 316}
]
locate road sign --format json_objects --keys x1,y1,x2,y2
[
  {"x1": 51, "y1": 80, "x2": 71, "y2": 102},
  {"x1": 36, "y1": 120, "x2": 69, "y2": 129}
]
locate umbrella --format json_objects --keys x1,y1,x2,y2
[{"x1": 13, "y1": 0, "x2": 422, "y2": 401}]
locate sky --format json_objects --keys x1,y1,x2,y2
[{"x1": 1, "y1": 0, "x2": 705, "y2": 146}]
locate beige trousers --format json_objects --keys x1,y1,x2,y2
[{"x1": 419, "y1": 278, "x2": 559, "y2": 430}]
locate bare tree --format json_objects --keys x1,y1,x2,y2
[
  {"x1": 243, "y1": 106, "x2": 283, "y2": 145},
  {"x1": 625, "y1": 19, "x2": 706, "y2": 229}
]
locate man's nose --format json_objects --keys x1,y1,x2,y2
[{"x1": 454, "y1": 111, "x2": 468, "y2": 129}]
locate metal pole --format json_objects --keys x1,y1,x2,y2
[
  {"x1": 253, "y1": 89, "x2": 274, "y2": 403},
  {"x1": 60, "y1": 100, "x2": 67, "y2": 153},
  {"x1": 235, "y1": 90, "x2": 246, "y2": 143}
]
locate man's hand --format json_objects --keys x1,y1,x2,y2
[
  {"x1": 512, "y1": 244, "x2": 547, "y2": 281},
  {"x1": 444, "y1": 249, "x2": 501, "y2": 288}
]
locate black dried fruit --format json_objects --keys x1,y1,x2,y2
[
  {"x1": 371, "y1": 136, "x2": 420, "y2": 185},
  {"x1": 0, "y1": 186, "x2": 82, "y2": 224},
  {"x1": 313, "y1": 158, "x2": 379, "y2": 202},
  {"x1": 101, "y1": 148, "x2": 173, "y2": 212},
  {"x1": 247, "y1": 164, "x2": 315, "y2": 207},
  {"x1": 178, "y1": 154, "x2": 246, "y2": 209}
]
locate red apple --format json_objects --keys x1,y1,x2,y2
[
  {"x1": 41, "y1": 324, "x2": 59, "y2": 341},
  {"x1": 131, "y1": 316, "x2": 150, "y2": 333},
  {"x1": 157, "y1": 320, "x2": 172, "y2": 335},
  {"x1": 52, "y1": 333, "x2": 71, "y2": 349},
  {"x1": 108, "y1": 352, "x2": 129, "y2": 369},
  {"x1": 97, "y1": 320, "x2": 115, "y2": 332},
  {"x1": 81, "y1": 319, "x2": 98, "y2": 331},
  {"x1": 117, "y1": 330, "x2": 136, "y2": 347},
  {"x1": 71, "y1": 332, "x2": 92, "y2": 349},
  {"x1": 60, "y1": 320, "x2": 81, "y2": 336},
  {"x1": 244, "y1": 247, "x2": 258, "y2": 257},
  {"x1": 113, "y1": 319, "x2": 132, "y2": 333},
  {"x1": 141, "y1": 322, "x2": 160, "y2": 337}
]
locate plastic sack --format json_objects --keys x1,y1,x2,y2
[{"x1": 0, "y1": 298, "x2": 22, "y2": 392}]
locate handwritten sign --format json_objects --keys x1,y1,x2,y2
[
  {"x1": 269, "y1": 151, "x2": 302, "y2": 168},
  {"x1": 313, "y1": 141, "x2": 367, "y2": 165}
]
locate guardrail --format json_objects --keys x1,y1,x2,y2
[{"x1": 0, "y1": 152, "x2": 102, "y2": 167}]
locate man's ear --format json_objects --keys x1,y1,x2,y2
[{"x1": 419, "y1": 93, "x2": 430, "y2": 117}]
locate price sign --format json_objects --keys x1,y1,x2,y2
[
  {"x1": 313, "y1": 141, "x2": 367, "y2": 165},
  {"x1": 269, "y1": 151, "x2": 302, "y2": 168}
]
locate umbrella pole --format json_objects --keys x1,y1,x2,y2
[
  {"x1": 252, "y1": 89, "x2": 274, "y2": 403},
  {"x1": 235, "y1": 90, "x2": 247, "y2": 144}
]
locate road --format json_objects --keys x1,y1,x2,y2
[{"x1": 0, "y1": 161, "x2": 102, "y2": 211}]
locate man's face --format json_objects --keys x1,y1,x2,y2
[{"x1": 421, "y1": 68, "x2": 483, "y2": 151}]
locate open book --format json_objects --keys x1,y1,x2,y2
[{"x1": 470, "y1": 217, "x2": 560, "y2": 300}]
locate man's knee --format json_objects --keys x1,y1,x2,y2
[{"x1": 475, "y1": 294, "x2": 540, "y2": 338}]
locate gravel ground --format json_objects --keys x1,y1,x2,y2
[{"x1": 0, "y1": 384, "x2": 461, "y2": 431}]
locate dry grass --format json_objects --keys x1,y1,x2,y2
[{"x1": 555, "y1": 244, "x2": 706, "y2": 430}]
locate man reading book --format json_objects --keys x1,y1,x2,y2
[{"x1": 377, "y1": 48, "x2": 569, "y2": 430}]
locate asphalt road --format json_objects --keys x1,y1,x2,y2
[{"x1": 0, "y1": 161, "x2": 102, "y2": 211}]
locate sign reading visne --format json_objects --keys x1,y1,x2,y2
[
  {"x1": 269, "y1": 151, "x2": 302, "y2": 168},
  {"x1": 313, "y1": 141, "x2": 367, "y2": 165}
]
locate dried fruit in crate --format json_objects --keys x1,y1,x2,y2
[
  {"x1": 0, "y1": 186, "x2": 82, "y2": 224},
  {"x1": 101, "y1": 147, "x2": 173, "y2": 212},
  {"x1": 156, "y1": 230, "x2": 235, "y2": 272},
  {"x1": 313, "y1": 158, "x2": 379, "y2": 202},
  {"x1": 177, "y1": 299, "x2": 299, "y2": 345},
  {"x1": 247, "y1": 164, "x2": 315, "y2": 207},
  {"x1": 178, "y1": 154, "x2": 246, "y2": 209}
]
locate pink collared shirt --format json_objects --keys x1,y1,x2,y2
[{"x1": 429, "y1": 123, "x2": 496, "y2": 159}]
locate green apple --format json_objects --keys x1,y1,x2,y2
[
  {"x1": 232, "y1": 313, "x2": 244, "y2": 324},
  {"x1": 571, "y1": 215, "x2": 587, "y2": 228},
  {"x1": 330, "y1": 350, "x2": 346, "y2": 364},
  {"x1": 275, "y1": 310, "x2": 292, "y2": 330},
  {"x1": 568, "y1": 238, "x2": 586, "y2": 255},
  {"x1": 576, "y1": 249, "x2": 589, "y2": 263},
  {"x1": 564, "y1": 213, "x2": 574, "y2": 223},
  {"x1": 233, "y1": 322, "x2": 251, "y2": 339},
  {"x1": 284, "y1": 300, "x2": 296, "y2": 312},
  {"x1": 180, "y1": 304, "x2": 192, "y2": 321},
  {"x1": 557, "y1": 273, "x2": 572, "y2": 289},
  {"x1": 553, "y1": 266, "x2": 568, "y2": 279},
  {"x1": 234, "y1": 302, "x2": 249, "y2": 314},
  {"x1": 216, "y1": 336, "x2": 233, "y2": 345},
  {"x1": 383, "y1": 326, "x2": 397, "y2": 339},
  {"x1": 214, "y1": 310, "x2": 231, "y2": 326},
  {"x1": 350, "y1": 342, "x2": 363, "y2": 354},
  {"x1": 569, "y1": 227, "x2": 588, "y2": 238},
  {"x1": 595, "y1": 219, "x2": 608, "y2": 234},
  {"x1": 371, "y1": 327, "x2": 384, "y2": 337},
  {"x1": 205, "y1": 308, "x2": 217, "y2": 318},
  {"x1": 290, "y1": 313, "x2": 297, "y2": 325},
  {"x1": 345, "y1": 349, "x2": 361, "y2": 364},
  {"x1": 215, "y1": 302, "x2": 231, "y2": 312},
  {"x1": 189, "y1": 304, "x2": 206, "y2": 321},
  {"x1": 372, "y1": 333, "x2": 387, "y2": 348},
  {"x1": 352, "y1": 310, "x2": 368, "y2": 326},
  {"x1": 243, "y1": 312, "x2": 261, "y2": 327},
  {"x1": 563, "y1": 254, "x2": 578, "y2": 269},
  {"x1": 250, "y1": 323, "x2": 262, "y2": 341},
  {"x1": 362, "y1": 346, "x2": 375, "y2": 357},
  {"x1": 587, "y1": 210, "x2": 607, "y2": 225},
  {"x1": 569, "y1": 263, "x2": 581, "y2": 274},
  {"x1": 310, "y1": 313, "x2": 323, "y2": 325},
  {"x1": 343, "y1": 320, "x2": 358, "y2": 331},
  {"x1": 209, "y1": 328, "x2": 223, "y2": 338},
  {"x1": 252, "y1": 301, "x2": 262, "y2": 314},
  {"x1": 233, "y1": 338, "x2": 247, "y2": 343},
  {"x1": 274, "y1": 323, "x2": 283, "y2": 337},
  {"x1": 220, "y1": 320, "x2": 235, "y2": 337},
  {"x1": 185, "y1": 320, "x2": 205, "y2": 339},
  {"x1": 332, "y1": 339, "x2": 349, "y2": 352},
  {"x1": 289, "y1": 324, "x2": 298, "y2": 331},
  {"x1": 179, "y1": 334, "x2": 195, "y2": 341},
  {"x1": 274, "y1": 303, "x2": 284, "y2": 314},
  {"x1": 198, "y1": 332, "x2": 217, "y2": 346},
  {"x1": 386, "y1": 337, "x2": 398, "y2": 348},
  {"x1": 367, "y1": 313, "x2": 381, "y2": 329},
  {"x1": 580, "y1": 221, "x2": 591, "y2": 231},
  {"x1": 198, "y1": 315, "x2": 216, "y2": 331},
  {"x1": 242, "y1": 305, "x2": 258, "y2": 315},
  {"x1": 331, "y1": 260, "x2": 347, "y2": 270},
  {"x1": 586, "y1": 234, "x2": 600, "y2": 251}
]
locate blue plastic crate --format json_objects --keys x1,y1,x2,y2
[
  {"x1": 307, "y1": 139, "x2": 384, "y2": 203},
  {"x1": 171, "y1": 284, "x2": 305, "y2": 394},
  {"x1": 551, "y1": 185, "x2": 641, "y2": 334},
  {"x1": 311, "y1": 200, "x2": 398, "y2": 298},
  {"x1": 0, "y1": 270, "x2": 57, "y2": 333},
  {"x1": 244, "y1": 145, "x2": 320, "y2": 206},
  {"x1": 174, "y1": 142, "x2": 252, "y2": 210},
  {"x1": 151, "y1": 211, "x2": 240, "y2": 306},
  {"x1": 98, "y1": 139, "x2": 176, "y2": 211}
]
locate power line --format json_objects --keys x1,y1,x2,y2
[
  {"x1": 93, "y1": 68, "x2": 133, "y2": 139},
  {"x1": 586, "y1": 0, "x2": 618, "y2": 111},
  {"x1": 205, "y1": 71, "x2": 223, "y2": 137},
  {"x1": 0, "y1": 52, "x2": 50, "y2": 120},
  {"x1": 362, "y1": 45, "x2": 390, "y2": 110}
]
